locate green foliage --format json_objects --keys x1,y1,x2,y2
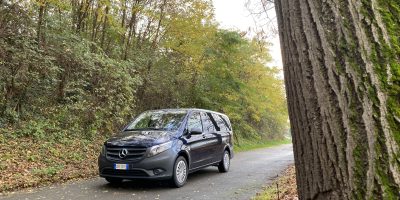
[
  {"x1": 0, "y1": 0, "x2": 288, "y2": 144},
  {"x1": 195, "y1": 30, "x2": 289, "y2": 141},
  {"x1": 14, "y1": 120, "x2": 50, "y2": 139}
]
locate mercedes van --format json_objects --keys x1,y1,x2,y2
[{"x1": 98, "y1": 108, "x2": 233, "y2": 187}]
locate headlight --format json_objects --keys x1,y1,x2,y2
[
  {"x1": 148, "y1": 141, "x2": 173, "y2": 157},
  {"x1": 101, "y1": 145, "x2": 106, "y2": 155}
]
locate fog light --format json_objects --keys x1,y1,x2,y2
[{"x1": 153, "y1": 169, "x2": 164, "y2": 175}]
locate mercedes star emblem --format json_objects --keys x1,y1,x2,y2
[{"x1": 119, "y1": 148, "x2": 128, "y2": 158}]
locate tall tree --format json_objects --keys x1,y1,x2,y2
[
  {"x1": 37, "y1": 0, "x2": 47, "y2": 48},
  {"x1": 274, "y1": 0, "x2": 400, "y2": 199}
]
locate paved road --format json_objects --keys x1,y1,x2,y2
[{"x1": 1, "y1": 144, "x2": 293, "y2": 200}]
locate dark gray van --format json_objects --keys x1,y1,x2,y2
[{"x1": 98, "y1": 108, "x2": 233, "y2": 187}]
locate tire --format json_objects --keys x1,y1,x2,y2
[
  {"x1": 171, "y1": 156, "x2": 188, "y2": 188},
  {"x1": 218, "y1": 150, "x2": 230, "y2": 173},
  {"x1": 105, "y1": 177, "x2": 123, "y2": 185}
]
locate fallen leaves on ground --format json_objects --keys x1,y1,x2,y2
[
  {"x1": 0, "y1": 136, "x2": 105, "y2": 193},
  {"x1": 253, "y1": 165, "x2": 298, "y2": 200}
]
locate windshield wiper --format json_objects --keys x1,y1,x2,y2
[
  {"x1": 125, "y1": 127, "x2": 164, "y2": 131},
  {"x1": 145, "y1": 127, "x2": 165, "y2": 130}
]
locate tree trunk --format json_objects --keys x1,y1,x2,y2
[
  {"x1": 152, "y1": 0, "x2": 167, "y2": 48},
  {"x1": 120, "y1": 0, "x2": 127, "y2": 45},
  {"x1": 37, "y1": 1, "x2": 46, "y2": 48},
  {"x1": 274, "y1": 0, "x2": 400, "y2": 199},
  {"x1": 75, "y1": 0, "x2": 92, "y2": 33},
  {"x1": 123, "y1": 0, "x2": 139, "y2": 60},
  {"x1": 121, "y1": 0, "x2": 126, "y2": 28},
  {"x1": 91, "y1": 2, "x2": 99, "y2": 41},
  {"x1": 100, "y1": 5, "x2": 109, "y2": 49}
]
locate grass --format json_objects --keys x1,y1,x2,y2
[
  {"x1": 234, "y1": 138, "x2": 292, "y2": 152},
  {"x1": 253, "y1": 165, "x2": 297, "y2": 200}
]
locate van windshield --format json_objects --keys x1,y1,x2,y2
[{"x1": 125, "y1": 110, "x2": 187, "y2": 131}]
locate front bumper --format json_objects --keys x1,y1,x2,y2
[{"x1": 98, "y1": 149, "x2": 176, "y2": 180}]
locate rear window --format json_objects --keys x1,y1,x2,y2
[
  {"x1": 211, "y1": 113, "x2": 231, "y2": 131},
  {"x1": 220, "y1": 115, "x2": 232, "y2": 130}
]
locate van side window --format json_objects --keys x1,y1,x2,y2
[
  {"x1": 220, "y1": 115, "x2": 232, "y2": 130},
  {"x1": 187, "y1": 112, "x2": 203, "y2": 132},
  {"x1": 201, "y1": 112, "x2": 217, "y2": 133},
  {"x1": 211, "y1": 113, "x2": 230, "y2": 131}
]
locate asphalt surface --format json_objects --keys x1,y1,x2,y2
[{"x1": 0, "y1": 144, "x2": 294, "y2": 200}]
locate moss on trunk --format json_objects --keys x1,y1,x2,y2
[{"x1": 275, "y1": 0, "x2": 400, "y2": 199}]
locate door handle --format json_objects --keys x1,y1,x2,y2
[{"x1": 202, "y1": 135, "x2": 207, "y2": 138}]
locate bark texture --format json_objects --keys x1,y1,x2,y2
[{"x1": 274, "y1": 0, "x2": 400, "y2": 199}]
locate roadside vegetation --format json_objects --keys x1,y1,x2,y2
[
  {"x1": 0, "y1": 135, "x2": 105, "y2": 192},
  {"x1": 253, "y1": 165, "x2": 297, "y2": 200},
  {"x1": 235, "y1": 138, "x2": 291, "y2": 152},
  {"x1": 0, "y1": 0, "x2": 288, "y2": 192}
]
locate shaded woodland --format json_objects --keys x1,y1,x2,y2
[{"x1": 0, "y1": 0, "x2": 288, "y2": 143}]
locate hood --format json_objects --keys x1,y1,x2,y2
[{"x1": 105, "y1": 130, "x2": 176, "y2": 147}]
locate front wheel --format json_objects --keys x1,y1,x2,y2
[
  {"x1": 171, "y1": 156, "x2": 188, "y2": 188},
  {"x1": 218, "y1": 150, "x2": 230, "y2": 173}
]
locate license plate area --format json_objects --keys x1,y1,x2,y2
[{"x1": 114, "y1": 163, "x2": 128, "y2": 170}]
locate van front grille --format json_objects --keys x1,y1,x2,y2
[{"x1": 105, "y1": 146, "x2": 147, "y2": 161}]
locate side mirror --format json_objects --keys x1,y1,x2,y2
[{"x1": 189, "y1": 127, "x2": 202, "y2": 135}]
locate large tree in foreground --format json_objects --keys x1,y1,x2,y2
[{"x1": 274, "y1": 0, "x2": 400, "y2": 199}]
